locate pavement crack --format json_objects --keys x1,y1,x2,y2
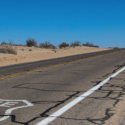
[
  {"x1": 10, "y1": 85, "x2": 80, "y2": 125},
  {"x1": 102, "y1": 63, "x2": 125, "y2": 77},
  {"x1": 38, "y1": 91, "x2": 80, "y2": 118},
  {"x1": 86, "y1": 82, "x2": 125, "y2": 124}
]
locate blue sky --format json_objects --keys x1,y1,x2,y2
[{"x1": 0, "y1": 0, "x2": 125, "y2": 48}]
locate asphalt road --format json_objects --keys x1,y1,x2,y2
[
  {"x1": 0, "y1": 48, "x2": 124, "y2": 77},
  {"x1": 0, "y1": 49, "x2": 125, "y2": 125}
]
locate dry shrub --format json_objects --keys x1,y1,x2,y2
[
  {"x1": 39, "y1": 41, "x2": 56, "y2": 49},
  {"x1": 48, "y1": 44, "x2": 57, "y2": 49},
  {"x1": 83, "y1": 42, "x2": 99, "y2": 47},
  {"x1": 113, "y1": 47, "x2": 119, "y2": 49},
  {"x1": 59, "y1": 42, "x2": 69, "y2": 48},
  {"x1": 0, "y1": 45, "x2": 17, "y2": 55},
  {"x1": 1, "y1": 41, "x2": 7, "y2": 45},
  {"x1": 70, "y1": 41, "x2": 81, "y2": 47},
  {"x1": 26, "y1": 38, "x2": 37, "y2": 47}
]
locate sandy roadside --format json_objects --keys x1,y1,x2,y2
[{"x1": 0, "y1": 45, "x2": 110, "y2": 67}]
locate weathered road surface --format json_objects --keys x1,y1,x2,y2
[{"x1": 0, "y1": 49, "x2": 125, "y2": 125}]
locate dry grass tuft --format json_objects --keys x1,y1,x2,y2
[{"x1": 0, "y1": 45, "x2": 17, "y2": 55}]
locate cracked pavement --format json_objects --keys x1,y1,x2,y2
[{"x1": 0, "y1": 50, "x2": 125, "y2": 125}]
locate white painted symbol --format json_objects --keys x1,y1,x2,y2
[
  {"x1": 0, "y1": 99, "x2": 33, "y2": 121},
  {"x1": 0, "y1": 102, "x2": 18, "y2": 107}
]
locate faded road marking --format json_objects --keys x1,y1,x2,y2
[{"x1": 0, "y1": 99, "x2": 33, "y2": 121}]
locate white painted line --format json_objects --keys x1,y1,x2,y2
[
  {"x1": 0, "y1": 99, "x2": 33, "y2": 121},
  {"x1": 36, "y1": 67, "x2": 125, "y2": 125}
]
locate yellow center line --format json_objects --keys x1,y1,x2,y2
[{"x1": 0, "y1": 50, "x2": 124, "y2": 80}]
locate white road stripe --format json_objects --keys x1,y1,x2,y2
[{"x1": 36, "y1": 67, "x2": 125, "y2": 125}]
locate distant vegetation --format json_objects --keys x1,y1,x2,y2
[
  {"x1": 59, "y1": 42, "x2": 69, "y2": 48},
  {"x1": 0, "y1": 38, "x2": 100, "y2": 49},
  {"x1": 0, "y1": 45, "x2": 17, "y2": 55},
  {"x1": 83, "y1": 42, "x2": 99, "y2": 47},
  {"x1": 113, "y1": 47, "x2": 119, "y2": 49},
  {"x1": 0, "y1": 40, "x2": 17, "y2": 54},
  {"x1": 1, "y1": 40, "x2": 14, "y2": 46},
  {"x1": 39, "y1": 41, "x2": 56, "y2": 49},
  {"x1": 70, "y1": 41, "x2": 81, "y2": 47},
  {"x1": 26, "y1": 38, "x2": 37, "y2": 47},
  {"x1": 0, "y1": 38, "x2": 102, "y2": 55},
  {"x1": 1, "y1": 41, "x2": 7, "y2": 45}
]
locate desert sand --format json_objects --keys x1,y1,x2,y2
[{"x1": 0, "y1": 45, "x2": 110, "y2": 67}]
